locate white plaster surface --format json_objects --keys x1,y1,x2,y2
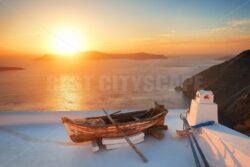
[
  {"x1": 0, "y1": 110, "x2": 249, "y2": 167},
  {"x1": 188, "y1": 100, "x2": 218, "y2": 126}
]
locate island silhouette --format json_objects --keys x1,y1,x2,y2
[{"x1": 35, "y1": 51, "x2": 167, "y2": 61}]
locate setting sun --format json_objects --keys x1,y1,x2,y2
[
  {"x1": 50, "y1": 28, "x2": 85, "y2": 55},
  {"x1": 0, "y1": 1, "x2": 250, "y2": 166}
]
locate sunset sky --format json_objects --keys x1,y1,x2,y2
[{"x1": 0, "y1": 0, "x2": 250, "y2": 56}]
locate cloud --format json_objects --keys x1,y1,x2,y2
[
  {"x1": 170, "y1": 29, "x2": 176, "y2": 33},
  {"x1": 211, "y1": 18, "x2": 250, "y2": 33},
  {"x1": 228, "y1": 19, "x2": 250, "y2": 27},
  {"x1": 156, "y1": 30, "x2": 176, "y2": 37},
  {"x1": 211, "y1": 26, "x2": 238, "y2": 33}
]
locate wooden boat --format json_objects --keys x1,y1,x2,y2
[{"x1": 61, "y1": 103, "x2": 168, "y2": 143}]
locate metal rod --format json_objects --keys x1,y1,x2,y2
[
  {"x1": 187, "y1": 135, "x2": 201, "y2": 167},
  {"x1": 103, "y1": 109, "x2": 148, "y2": 163},
  {"x1": 191, "y1": 134, "x2": 210, "y2": 167},
  {"x1": 181, "y1": 113, "x2": 210, "y2": 167},
  {"x1": 181, "y1": 114, "x2": 201, "y2": 167},
  {"x1": 184, "y1": 120, "x2": 210, "y2": 167}
]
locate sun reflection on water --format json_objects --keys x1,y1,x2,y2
[{"x1": 53, "y1": 75, "x2": 83, "y2": 111}]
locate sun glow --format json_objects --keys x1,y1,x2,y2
[{"x1": 50, "y1": 28, "x2": 85, "y2": 55}]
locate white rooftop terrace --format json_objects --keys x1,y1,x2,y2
[{"x1": 0, "y1": 110, "x2": 249, "y2": 167}]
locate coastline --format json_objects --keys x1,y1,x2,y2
[{"x1": 0, "y1": 67, "x2": 25, "y2": 71}]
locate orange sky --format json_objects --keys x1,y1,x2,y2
[{"x1": 0, "y1": 0, "x2": 250, "y2": 56}]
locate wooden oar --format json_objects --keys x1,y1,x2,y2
[{"x1": 102, "y1": 109, "x2": 148, "y2": 163}]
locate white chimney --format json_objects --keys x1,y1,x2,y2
[{"x1": 187, "y1": 90, "x2": 218, "y2": 126}]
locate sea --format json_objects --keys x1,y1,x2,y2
[{"x1": 0, "y1": 57, "x2": 222, "y2": 112}]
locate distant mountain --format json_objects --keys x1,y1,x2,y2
[
  {"x1": 0, "y1": 66, "x2": 25, "y2": 71},
  {"x1": 216, "y1": 55, "x2": 233, "y2": 61},
  {"x1": 223, "y1": 85, "x2": 250, "y2": 135},
  {"x1": 35, "y1": 51, "x2": 167, "y2": 61},
  {"x1": 182, "y1": 50, "x2": 250, "y2": 135}
]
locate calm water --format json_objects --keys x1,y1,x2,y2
[{"x1": 0, "y1": 57, "x2": 221, "y2": 111}]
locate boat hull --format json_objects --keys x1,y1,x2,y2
[{"x1": 62, "y1": 107, "x2": 167, "y2": 143}]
